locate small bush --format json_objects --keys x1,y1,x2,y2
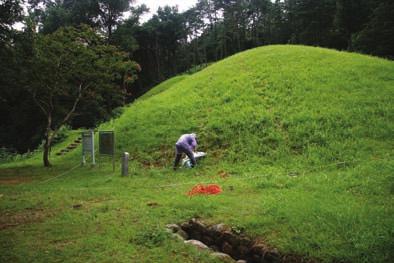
[
  {"x1": 131, "y1": 228, "x2": 168, "y2": 248},
  {"x1": 52, "y1": 125, "x2": 72, "y2": 144}
]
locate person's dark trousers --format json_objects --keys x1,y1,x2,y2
[{"x1": 173, "y1": 144, "x2": 196, "y2": 169}]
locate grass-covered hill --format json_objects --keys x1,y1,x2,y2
[
  {"x1": 105, "y1": 45, "x2": 393, "y2": 168},
  {"x1": 1, "y1": 45, "x2": 393, "y2": 263}
]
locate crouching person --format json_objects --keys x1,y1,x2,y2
[{"x1": 173, "y1": 133, "x2": 197, "y2": 170}]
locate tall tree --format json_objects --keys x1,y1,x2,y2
[
  {"x1": 98, "y1": 0, "x2": 133, "y2": 40},
  {"x1": 352, "y1": 0, "x2": 394, "y2": 58},
  {"x1": 285, "y1": 0, "x2": 336, "y2": 46},
  {"x1": 39, "y1": 0, "x2": 100, "y2": 34},
  {"x1": 0, "y1": 0, "x2": 41, "y2": 153},
  {"x1": 332, "y1": 0, "x2": 378, "y2": 49},
  {"x1": 112, "y1": 4, "x2": 148, "y2": 53},
  {"x1": 26, "y1": 26, "x2": 139, "y2": 166},
  {"x1": 0, "y1": 0, "x2": 23, "y2": 42},
  {"x1": 184, "y1": 6, "x2": 205, "y2": 65},
  {"x1": 132, "y1": 6, "x2": 187, "y2": 86}
]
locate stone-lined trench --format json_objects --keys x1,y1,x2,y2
[{"x1": 166, "y1": 218, "x2": 309, "y2": 263}]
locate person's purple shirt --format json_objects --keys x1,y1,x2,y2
[{"x1": 176, "y1": 134, "x2": 197, "y2": 151}]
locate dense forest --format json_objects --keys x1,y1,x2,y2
[{"x1": 1, "y1": 0, "x2": 393, "y2": 157}]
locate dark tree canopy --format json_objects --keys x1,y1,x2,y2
[
  {"x1": 352, "y1": 1, "x2": 394, "y2": 58},
  {"x1": 0, "y1": 0, "x2": 23, "y2": 42}
]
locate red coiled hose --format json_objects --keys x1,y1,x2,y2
[{"x1": 187, "y1": 184, "x2": 222, "y2": 196}]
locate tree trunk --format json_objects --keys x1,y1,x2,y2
[
  {"x1": 43, "y1": 136, "x2": 51, "y2": 167},
  {"x1": 155, "y1": 34, "x2": 162, "y2": 81},
  {"x1": 35, "y1": 85, "x2": 83, "y2": 167},
  {"x1": 43, "y1": 113, "x2": 52, "y2": 167},
  {"x1": 108, "y1": 25, "x2": 112, "y2": 41}
]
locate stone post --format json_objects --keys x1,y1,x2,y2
[{"x1": 121, "y1": 152, "x2": 129, "y2": 176}]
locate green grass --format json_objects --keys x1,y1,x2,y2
[
  {"x1": 138, "y1": 75, "x2": 189, "y2": 101},
  {"x1": 1, "y1": 45, "x2": 393, "y2": 262}
]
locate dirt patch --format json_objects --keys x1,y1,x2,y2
[
  {"x1": 168, "y1": 218, "x2": 319, "y2": 263},
  {"x1": 0, "y1": 177, "x2": 33, "y2": 185},
  {"x1": 0, "y1": 208, "x2": 52, "y2": 230}
]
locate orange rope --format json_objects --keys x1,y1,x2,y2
[{"x1": 187, "y1": 184, "x2": 222, "y2": 196}]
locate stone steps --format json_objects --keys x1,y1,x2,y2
[{"x1": 56, "y1": 137, "x2": 82, "y2": 156}]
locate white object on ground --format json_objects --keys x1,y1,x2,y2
[{"x1": 182, "y1": 151, "x2": 207, "y2": 168}]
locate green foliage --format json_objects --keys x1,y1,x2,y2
[
  {"x1": 32, "y1": 0, "x2": 132, "y2": 39},
  {"x1": 51, "y1": 125, "x2": 72, "y2": 145},
  {"x1": 0, "y1": 149, "x2": 41, "y2": 164},
  {"x1": 0, "y1": 0, "x2": 23, "y2": 42},
  {"x1": 110, "y1": 107, "x2": 125, "y2": 120},
  {"x1": 97, "y1": 0, "x2": 132, "y2": 39},
  {"x1": 0, "y1": 147, "x2": 17, "y2": 163},
  {"x1": 39, "y1": 4, "x2": 70, "y2": 34},
  {"x1": 0, "y1": 14, "x2": 46, "y2": 153},
  {"x1": 132, "y1": 228, "x2": 168, "y2": 248},
  {"x1": 352, "y1": 1, "x2": 394, "y2": 59},
  {"x1": 25, "y1": 25, "x2": 139, "y2": 166}
]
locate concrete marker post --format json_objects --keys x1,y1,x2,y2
[
  {"x1": 82, "y1": 143, "x2": 86, "y2": 166},
  {"x1": 91, "y1": 129, "x2": 95, "y2": 166},
  {"x1": 122, "y1": 152, "x2": 129, "y2": 176}
]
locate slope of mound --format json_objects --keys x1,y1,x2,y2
[
  {"x1": 104, "y1": 45, "x2": 393, "y2": 168},
  {"x1": 138, "y1": 75, "x2": 188, "y2": 101}
]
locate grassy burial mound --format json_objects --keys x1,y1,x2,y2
[
  {"x1": 1, "y1": 45, "x2": 393, "y2": 263},
  {"x1": 108, "y1": 45, "x2": 393, "y2": 168}
]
